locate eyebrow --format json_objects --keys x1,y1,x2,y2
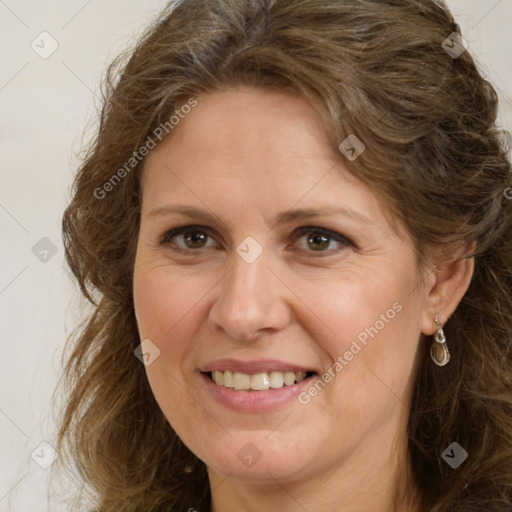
[{"x1": 147, "y1": 204, "x2": 374, "y2": 226}]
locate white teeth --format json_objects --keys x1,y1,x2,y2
[
  {"x1": 223, "y1": 371, "x2": 234, "y2": 388},
  {"x1": 251, "y1": 373, "x2": 270, "y2": 391},
  {"x1": 268, "y1": 371, "x2": 284, "y2": 388},
  {"x1": 211, "y1": 370, "x2": 311, "y2": 391},
  {"x1": 283, "y1": 371, "x2": 295, "y2": 386},
  {"x1": 233, "y1": 372, "x2": 251, "y2": 390},
  {"x1": 213, "y1": 370, "x2": 224, "y2": 386}
]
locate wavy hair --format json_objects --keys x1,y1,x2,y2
[{"x1": 58, "y1": 0, "x2": 512, "y2": 510}]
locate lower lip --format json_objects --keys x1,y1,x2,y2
[{"x1": 200, "y1": 372, "x2": 316, "y2": 412}]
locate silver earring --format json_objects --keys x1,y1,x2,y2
[{"x1": 430, "y1": 313, "x2": 450, "y2": 366}]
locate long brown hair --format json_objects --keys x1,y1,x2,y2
[{"x1": 58, "y1": 1, "x2": 512, "y2": 510}]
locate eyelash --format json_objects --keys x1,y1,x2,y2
[{"x1": 159, "y1": 224, "x2": 354, "y2": 255}]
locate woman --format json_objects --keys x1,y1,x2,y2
[{"x1": 58, "y1": 0, "x2": 512, "y2": 511}]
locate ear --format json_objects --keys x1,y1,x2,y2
[{"x1": 419, "y1": 255, "x2": 475, "y2": 335}]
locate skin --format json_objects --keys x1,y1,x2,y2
[{"x1": 133, "y1": 86, "x2": 474, "y2": 512}]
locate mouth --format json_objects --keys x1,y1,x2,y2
[
  {"x1": 204, "y1": 370, "x2": 318, "y2": 391},
  {"x1": 199, "y1": 358, "x2": 319, "y2": 411}
]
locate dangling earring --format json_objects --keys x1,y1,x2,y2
[{"x1": 430, "y1": 313, "x2": 450, "y2": 366}]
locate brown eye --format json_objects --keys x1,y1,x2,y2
[
  {"x1": 292, "y1": 226, "x2": 353, "y2": 254},
  {"x1": 307, "y1": 232, "x2": 331, "y2": 251},
  {"x1": 182, "y1": 231, "x2": 209, "y2": 249},
  {"x1": 160, "y1": 226, "x2": 217, "y2": 250}
]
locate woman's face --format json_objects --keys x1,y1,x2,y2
[{"x1": 133, "y1": 86, "x2": 431, "y2": 488}]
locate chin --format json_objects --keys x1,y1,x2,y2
[{"x1": 197, "y1": 432, "x2": 321, "y2": 483}]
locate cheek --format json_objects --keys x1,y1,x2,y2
[
  {"x1": 133, "y1": 259, "x2": 208, "y2": 347},
  {"x1": 294, "y1": 260, "x2": 422, "y2": 411},
  {"x1": 296, "y1": 260, "x2": 417, "y2": 350},
  {"x1": 133, "y1": 261, "x2": 203, "y2": 410},
  {"x1": 133, "y1": 262, "x2": 208, "y2": 426}
]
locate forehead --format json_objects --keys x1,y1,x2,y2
[
  {"x1": 140, "y1": 86, "x2": 399, "y2": 237},
  {"x1": 143, "y1": 86, "x2": 338, "y2": 179}
]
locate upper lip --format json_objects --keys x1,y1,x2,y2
[{"x1": 200, "y1": 358, "x2": 317, "y2": 375}]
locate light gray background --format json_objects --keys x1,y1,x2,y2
[{"x1": 1, "y1": 1, "x2": 511, "y2": 510}]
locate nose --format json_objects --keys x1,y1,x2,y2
[{"x1": 208, "y1": 249, "x2": 292, "y2": 342}]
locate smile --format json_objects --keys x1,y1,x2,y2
[{"x1": 209, "y1": 370, "x2": 315, "y2": 391}]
